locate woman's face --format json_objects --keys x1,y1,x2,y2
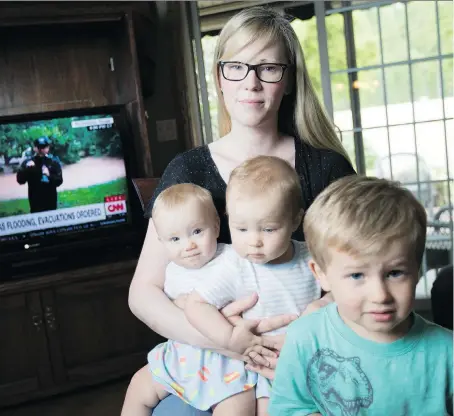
[{"x1": 219, "y1": 39, "x2": 289, "y2": 130}]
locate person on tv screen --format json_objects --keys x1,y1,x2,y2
[{"x1": 16, "y1": 136, "x2": 63, "y2": 213}]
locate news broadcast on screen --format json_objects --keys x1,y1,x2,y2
[{"x1": 0, "y1": 112, "x2": 131, "y2": 243}]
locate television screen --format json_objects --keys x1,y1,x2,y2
[{"x1": 0, "y1": 110, "x2": 132, "y2": 247}]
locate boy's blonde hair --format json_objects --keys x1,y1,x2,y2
[
  {"x1": 152, "y1": 183, "x2": 219, "y2": 223},
  {"x1": 213, "y1": 7, "x2": 350, "y2": 163},
  {"x1": 303, "y1": 175, "x2": 427, "y2": 270},
  {"x1": 226, "y1": 156, "x2": 303, "y2": 219}
]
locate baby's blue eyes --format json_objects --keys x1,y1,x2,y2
[
  {"x1": 387, "y1": 270, "x2": 404, "y2": 278},
  {"x1": 170, "y1": 228, "x2": 203, "y2": 242},
  {"x1": 350, "y1": 273, "x2": 363, "y2": 280}
]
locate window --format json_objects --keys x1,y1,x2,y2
[
  {"x1": 322, "y1": 0, "x2": 453, "y2": 298},
  {"x1": 201, "y1": 34, "x2": 220, "y2": 140}
]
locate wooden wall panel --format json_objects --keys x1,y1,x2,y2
[{"x1": 0, "y1": 22, "x2": 131, "y2": 116}]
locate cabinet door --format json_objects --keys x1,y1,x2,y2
[
  {"x1": 42, "y1": 271, "x2": 163, "y2": 386},
  {"x1": 0, "y1": 291, "x2": 52, "y2": 405}
]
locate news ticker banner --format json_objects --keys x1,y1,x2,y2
[
  {"x1": 71, "y1": 117, "x2": 114, "y2": 130},
  {"x1": 0, "y1": 195, "x2": 126, "y2": 237}
]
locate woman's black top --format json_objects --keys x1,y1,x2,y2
[{"x1": 145, "y1": 137, "x2": 356, "y2": 243}]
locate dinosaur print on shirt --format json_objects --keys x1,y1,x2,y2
[{"x1": 306, "y1": 349, "x2": 373, "y2": 416}]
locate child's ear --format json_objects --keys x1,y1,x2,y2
[
  {"x1": 308, "y1": 259, "x2": 331, "y2": 292},
  {"x1": 292, "y1": 209, "x2": 304, "y2": 232}
]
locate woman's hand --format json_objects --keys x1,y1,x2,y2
[
  {"x1": 254, "y1": 293, "x2": 334, "y2": 360},
  {"x1": 227, "y1": 319, "x2": 278, "y2": 356},
  {"x1": 220, "y1": 293, "x2": 298, "y2": 363},
  {"x1": 245, "y1": 334, "x2": 284, "y2": 368},
  {"x1": 221, "y1": 293, "x2": 298, "y2": 331},
  {"x1": 220, "y1": 292, "x2": 260, "y2": 324},
  {"x1": 245, "y1": 292, "x2": 335, "y2": 379},
  {"x1": 255, "y1": 314, "x2": 298, "y2": 334},
  {"x1": 245, "y1": 360, "x2": 278, "y2": 380}
]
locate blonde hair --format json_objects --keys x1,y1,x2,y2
[
  {"x1": 226, "y1": 155, "x2": 303, "y2": 219},
  {"x1": 303, "y1": 175, "x2": 427, "y2": 270},
  {"x1": 213, "y1": 7, "x2": 350, "y2": 162},
  {"x1": 152, "y1": 183, "x2": 218, "y2": 222}
]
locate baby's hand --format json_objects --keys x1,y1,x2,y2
[
  {"x1": 244, "y1": 344, "x2": 277, "y2": 367},
  {"x1": 174, "y1": 294, "x2": 188, "y2": 309},
  {"x1": 227, "y1": 320, "x2": 265, "y2": 354},
  {"x1": 228, "y1": 320, "x2": 277, "y2": 356}
]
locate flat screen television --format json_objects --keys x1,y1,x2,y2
[{"x1": 0, "y1": 106, "x2": 144, "y2": 280}]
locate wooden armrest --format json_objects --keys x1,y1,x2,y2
[{"x1": 131, "y1": 177, "x2": 160, "y2": 213}]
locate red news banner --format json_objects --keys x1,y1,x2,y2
[{"x1": 104, "y1": 194, "x2": 127, "y2": 215}]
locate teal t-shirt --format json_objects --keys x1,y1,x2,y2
[{"x1": 269, "y1": 303, "x2": 453, "y2": 416}]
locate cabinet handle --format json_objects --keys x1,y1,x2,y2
[
  {"x1": 44, "y1": 306, "x2": 57, "y2": 331},
  {"x1": 31, "y1": 314, "x2": 43, "y2": 332}
]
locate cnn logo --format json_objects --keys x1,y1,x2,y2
[{"x1": 105, "y1": 201, "x2": 126, "y2": 214}]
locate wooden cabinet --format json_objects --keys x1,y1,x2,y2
[
  {"x1": 0, "y1": 21, "x2": 121, "y2": 115},
  {"x1": 45, "y1": 273, "x2": 153, "y2": 385},
  {"x1": 0, "y1": 260, "x2": 164, "y2": 408},
  {"x1": 0, "y1": 292, "x2": 52, "y2": 401}
]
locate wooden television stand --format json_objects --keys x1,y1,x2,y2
[{"x1": 0, "y1": 258, "x2": 162, "y2": 408}]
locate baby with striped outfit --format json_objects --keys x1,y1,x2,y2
[{"x1": 121, "y1": 156, "x2": 320, "y2": 416}]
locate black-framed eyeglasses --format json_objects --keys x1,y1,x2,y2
[{"x1": 218, "y1": 61, "x2": 289, "y2": 83}]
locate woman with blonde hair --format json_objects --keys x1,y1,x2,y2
[{"x1": 129, "y1": 6, "x2": 355, "y2": 415}]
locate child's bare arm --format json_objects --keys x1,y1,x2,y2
[
  {"x1": 173, "y1": 294, "x2": 188, "y2": 309},
  {"x1": 185, "y1": 291, "x2": 268, "y2": 355}
]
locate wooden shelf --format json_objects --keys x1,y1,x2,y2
[
  {"x1": 0, "y1": 258, "x2": 138, "y2": 295},
  {"x1": 0, "y1": 14, "x2": 124, "y2": 28}
]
